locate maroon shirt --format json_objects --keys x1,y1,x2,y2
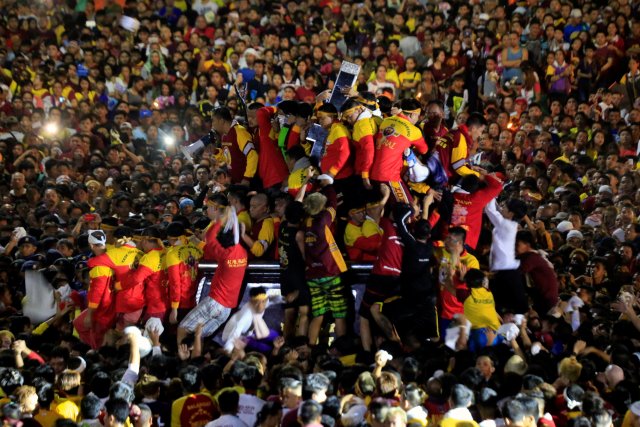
[{"x1": 518, "y1": 251, "x2": 559, "y2": 312}]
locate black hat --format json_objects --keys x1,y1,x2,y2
[
  {"x1": 277, "y1": 100, "x2": 298, "y2": 115},
  {"x1": 18, "y1": 236, "x2": 37, "y2": 247},
  {"x1": 114, "y1": 226, "x2": 135, "y2": 239},
  {"x1": 193, "y1": 217, "x2": 211, "y2": 231},
  {"x1": 101, "y1": 217, "x2": 119, "y2": 230},
  {"x1": 140, "y1": 226, "x2": 164, "y2": 241},
  {"x1": 166, "y1": 222, "x2": 186, "y2": 238},
  {"x1": 46, "y1": 249, "x2": 63, "y2": 266}
]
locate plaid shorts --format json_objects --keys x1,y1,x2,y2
[
  {"x1": 307, "y1": 276, "x2": 347, "y2": 319},
  {"x1": 179, "y1": 297, "x2": 231, "y2": 337}
]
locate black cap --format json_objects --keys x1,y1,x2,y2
[
  {"x1": 101, "y1": 217, "x2": 119, "y2": 229},
  {"x1": 140, "y1": 226, "x2": 164, "y2": 240},
  {"x1": 193, "y1": 217, "x2": 211, "y2": 231},
  {"x1": 166, "y1": 222, "x2": 186, "y2": 238},
  {"x1": 18, "y1": 236, "x2": 37, "y2": 247},
  {"x1": 46, "y1": 249, "x2": 63, "y2": 266},
  {"x1": 277, "y1": 100, "x2": 298, "y2": 115},
  {"x1": 113, "y1": 226, "x2": 134, "y2": 239}
]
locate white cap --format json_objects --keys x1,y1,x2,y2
[
  {"x1": 341, "y1": 405, "x2": 367, "y2": 427},
  {"x1": 56, "y1": 175, "x2": 71, "y2": 185},
  {"x1": 554, "y1": 186, "x2": 566, "y2": 196},
  {"x1": 124, "y1": 326, "x2": 153, "y2": 358},
  {"x1": 567, "y1": 230, "x2": 583, "y2": 240},
  {"x1": 88, "y1": 230, "x2": 107, "y2": 246},
  {"x1": 557, "y1": 220, "x2": 574, "y2": 233},
  {"x1": 570, "y1": 8, "x2": 582, "y2": 17},
  {"x1": 479, "y1": 13, "x2": 490, "y2": 21},
  {"x1": 613, "y1": 228, "x2": 626, "y2": 243},
  {"x1": 317, "y1": 174, "x2": 334, "y2": 185},
  {"x1": 599, "y1": 185, "x2": 613, "y2": 195},
  {"x1": 631, "y1": 401, "x2": 640, "y2": 416},
  {"x1": 244, "y1": 48, "x2": 260, "y2": 58},
  {"x1": 145, "y1": 317, "x2": 164, "y2": 337}
]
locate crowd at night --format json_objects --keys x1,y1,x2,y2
[{"x1": 1, "y1": 0, "x2": 640, "y2": 426}]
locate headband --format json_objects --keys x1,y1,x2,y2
[
  {"x1": 403, "y1": 108, "x2": 421, "y2": 115},
  {"x1": 88, "y1": 230, "x2": 107, "y2": 246},
  {"x1": 356, "y1": 97, "x2": 377, "y2": 107},
  {"x1": 341, "y1": 107, "x2": 360, "y2": 117},
  {"x1": 316, "y1": 111, "x2": 337, "y2": 118},
  {"x1": 349, "y1": 207, "x2": 365, "y2": 215},
  {"x1": 100, "y1": 223, "x2": 117, "y2": 231},
  {"x1": 250, "y1": 293, "x2": 268, "y2": 301},
  {"x1": 205, "y1": 199, "x2": 225, "y2": 208}
]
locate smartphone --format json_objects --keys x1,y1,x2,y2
[{"x1": 84, "y1": 213, "x2": 96, "y2": 222}]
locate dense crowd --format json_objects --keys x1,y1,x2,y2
[{"x1": 2, "y1": 0, "x2": 640, "y2": 426}]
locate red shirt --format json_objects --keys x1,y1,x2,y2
[
  {"x1": 518, "y1": 251, "x2": 559, "y2": 312},
  {"x1": 207, "y1": 239, "x2": 248, "y2": 309},
  {"x1": 220, "y1": 124, "x2": 257, "y2": 183},
  {"x1": 86, "y1": 256, "x2": 116, "y2": 326},
  {"x1": 450, "y1": 174, "x2": 503, "y2": 249},
  {"x1": 372, "y1": 218, "x2": 404, "y2": 276},
  {"x1": 371, "y1": 114, "x2": 428, "y2": 182},
  {"x1": 122, "y1": 248, "x2": 168, "y2": 315},
  {"x1": 304, "y1": 207, "x2": 347, "y2": 279},
  {"x1": 322, "y1": 122, "x2": 354, "y2": 179},
  {"x1": 166, "y1": 242, "x2": 203, "y2": 310},
  {"x1": 256, "y1": 107, "x2": 289, "y2": 188}
]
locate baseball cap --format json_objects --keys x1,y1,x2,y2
[
  {"x1": 18, "y1": 236, "x2": 37, "y2": 247},
  {"x1": 557, "y1": 221, "x2": 574, "y2": 233},
  {"x1": 166, "y1": 222, "x2": 186, "y2": 238},
  {"x1": 179, "y1": 198, "x2": 195, "y2": 209},
  {"x1": 598, "y1": 185, "x2": 613, "y2": 195},
  {"x1": 567, "y1": 230, "x2": 583, "y2": 240}
]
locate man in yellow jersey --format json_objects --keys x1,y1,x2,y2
[{"x1": 340, "y1": 98, "x2": 378, "y2": 190}]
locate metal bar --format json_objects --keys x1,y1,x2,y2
[{"x1": 198, "y1": 262, "x2": 374, "y2": 271}]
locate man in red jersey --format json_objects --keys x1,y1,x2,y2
[
  {"x1": 121, "y1": 227, "x2": 168, "y2": 323},
  {"x1": 251, "y1": 102, "x2": 290, "y2": 192},
  {"x1": 371, "y1": 98, "x2": 428, "y2": 204},
  {"x1": 165, "y1": 222, "x2": 203, "y2": 324},
  {"x1": 432, "y1": 112, "x2": 487, "y2": 185},
  {"x1": 73, "y1": 230, "x2": 116, "y2": 349},
  {"x1": 340, "y1": 98, "x2": 377, "y2": 190},
  {"x1": 213, "y1": 106, "x2": 258, "y2": 187},
  {"x1": 177, "y1": 204, "x2": 248, "y2": 346}
]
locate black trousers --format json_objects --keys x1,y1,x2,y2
[{"x1": 489, "y1": 269, "x2": 529, "y2": 314}]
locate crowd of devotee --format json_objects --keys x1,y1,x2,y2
[{"x1": 2, "y1": 0, "x2": 640, "y2": 425}]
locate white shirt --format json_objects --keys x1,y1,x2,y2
[
  {"x1": 206, "y1": 414, "x2": 249, "y2": 427},
  {"x1": 238, "y1": 394, "x2": 265, "y2": 427},
  {"x1": 484, "y1": 199, "x2": 520, "y2": 271},
  {"x1": 221, "y1": 302, "x2": 269, "y2": 353},
  {"x1": 443, "y1": 407, "x2": 474, "y2": 421}
]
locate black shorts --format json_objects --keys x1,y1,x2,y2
[
  {"x1": 359, "y1": 274, "x2": 401, "y2": 320},
  {"x1": 281, "y1": 271, "x2": 311, "y2": 309},
  {"x1": 383, "y1": 299, "x2": 439, "y2": 340}
]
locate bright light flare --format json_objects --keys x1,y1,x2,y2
[{"x1": 43, "y1": 122, "x2": 59, "y2": 136}]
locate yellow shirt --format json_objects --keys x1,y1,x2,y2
[
  {"x1": 35, "y1": 409, "x2": 63, "y2": 427},
  {"x1": 238, "y1": 210, "x2": 252, "y2": 233},
  {"x1": 367, "y1": 69, "x2": 400, "y2": 87},
  {"x1": 362, "y1": 218, "x2": 382, "y2": 238},
  {"x1": 52, "y1": 398, "x2": 79, "y2": 421},
  {"x1": 399, "y1": 70, "x2": 421, "y2": 88},
  {"x1": 463, "y1": 287, "x2": 501, "y2": 331}
]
